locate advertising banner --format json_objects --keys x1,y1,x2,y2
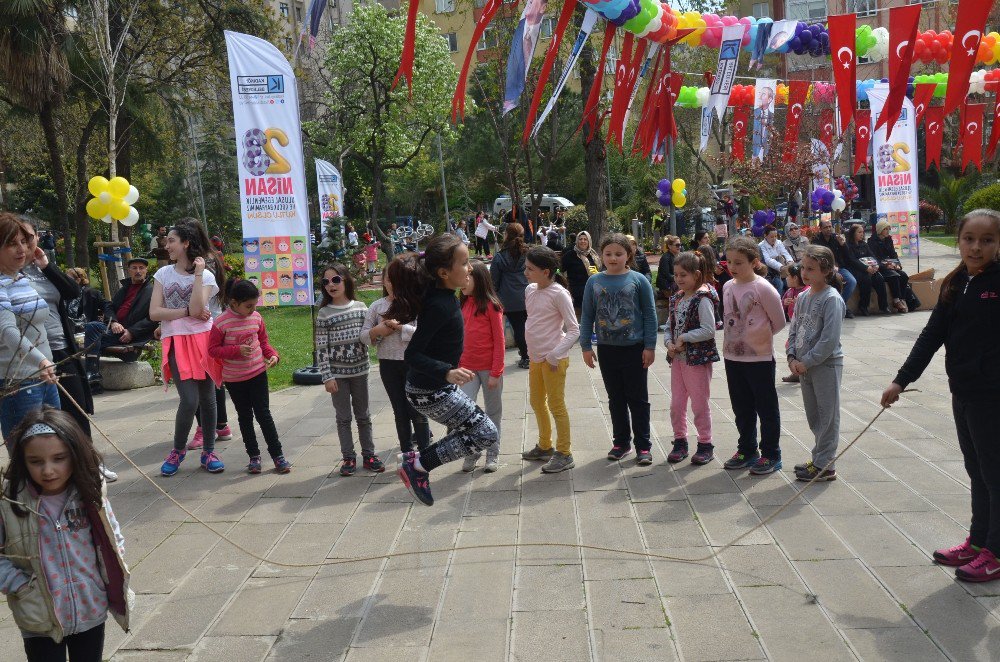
[
  {"x1": 867, "y1": 85, "x2": 920, "y2": 257},
  {"x1": 315, "y1": 159, "x2": 344, "y2": 241},
  {"x1": 707, "y1": 24, "x2": 745, "y2": 122}
]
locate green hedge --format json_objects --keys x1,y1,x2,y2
[{"x1": 963, "y1": 183, "x2": 1000, "y2": 215}]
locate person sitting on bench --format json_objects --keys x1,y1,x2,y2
[{"x1": 85, "y1": 257, "x2": 158, "y2": 381}]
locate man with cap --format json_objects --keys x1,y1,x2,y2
[
  {"x1": 783, "y1": 222, "x2": 810, "y2": 264},
  {"x1": 84, "y1": 257, "x2": 159, "y2": 384}
]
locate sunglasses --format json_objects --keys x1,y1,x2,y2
[{"x1": 321, "y1": 275, "x2": 343, "y2": 286}]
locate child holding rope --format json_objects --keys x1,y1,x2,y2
[{"x1": 882, "y1": 209, "x2": 1000, "y2": 583}]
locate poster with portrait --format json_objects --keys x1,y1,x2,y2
[
  {"x1": 503, "y1": 0, "x2": 548, "y2": 115},
  {"x1": 752, "y1": 78, "x2": 777, "y2": 160}
]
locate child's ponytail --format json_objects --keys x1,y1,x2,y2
[
  {"x1": 385, "y1": 251, "x2": 432, "y2": 324},
  {"x1": 526, "y1": 246, "x2": 568, "y2": 287},
  {"x1": 224, "y1": 276, "x2": 260, "y2": 306}
]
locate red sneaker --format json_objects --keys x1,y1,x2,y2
[
  {"x1": 933, "y1": 537, "x2": 980, "y2": 567},
  {"x1": 955, "y1": 548, "x2": 1000, "y2": 583}
]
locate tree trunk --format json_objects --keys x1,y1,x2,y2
[
  {"x1": 73, "y1": 110, "x2": 103, "y2": 269},
  {"x1": 579, "y1": 41, "x2": 608, "y2": 241},
  {"x1": 38, "y1": 105, "x2": 73, "y2": 265}
]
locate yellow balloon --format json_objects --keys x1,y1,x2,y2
[
  {"x1": 673, "y1": 193, "x2": 687, "y2": 208},
  {"x1": 108, "y1": 176, "x2": 130, "y2": 199},
  {"x1": 672, "y1": 178, "x2": 686, "y2": 192},
  {"x1": 88, "y1": 176, "x2": 109, "y2": 197},
  {"x1": 110, "y1": 199, "x2": 130, "y2": 221},
  {"x1": 86, "y1": 198, "x2": 108, "y2": 220}
]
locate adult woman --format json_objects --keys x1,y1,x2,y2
[
  {"x1": 66, "y1": 267, "x2": 107, "y2": 333},
  {"x1": 561, "y1": 230, "x2": 601, "y2": 315},
  {"x1": 868, "y1": 221, "x2": 910, "y2": 313},
  {"x1": 655, "y1": 235, "x2": 681, "y2": 299},
  {"x1": 627, "y1": 235, "x2": 652, "y2": 282},
  {"x1": 843, "y1": 223, "x2": 890, "y2": 316},
  {"x1": 692, "y1": 230, "x2": 718, "y2": 270},
  {"x1": 490, "y1": 223, "x2": 530, "y2": 368}
]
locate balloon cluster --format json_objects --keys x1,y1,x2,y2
[
  {"x1": 656, "y1": 178, "x2": 687, "y2": 208},
  {"x1": 811, "y1": 187, "x2": 847, "y2": 214},
  {"x1": 854, "y1": 70, "x2": 1000, "y2": 102},
  {"x1": 854, "y1": 25, "x2": 888, "y2": 61},
  {"x1": 682, "y1": 81, "x2": 836, "y2": 108},
  {"x1": 86, "y1": 176, "x2": 140, "y2": 226},
  {"x1": 751, "y1": 209, "x2": 776, "y2": 237},
  {"x1": 784, "y1": 22, "x2": 831, "y2": 57},
  {"x1": 834, "y1": 177, "x2": 859, "y2": 204}
]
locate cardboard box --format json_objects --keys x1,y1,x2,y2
[{"x1": 909, "y1": 279, "x2": 941, "y2": 310}]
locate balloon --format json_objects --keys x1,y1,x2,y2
[
  {"x1": 88, "y1": 176, "x2": 109, "y2": 197},
  {"x1": 123, "y1": 185, "x2": 139, "y2": 205},
  {"x1": 99, "y1": 191, "x2": 112, "y2": 205},
  {"x1": 110, "y1": 199, "x2": 130, "y2": 221},
  {"x1": 672, "y1": 178, "x2": 685, "y2": 192},
  {"x1": 658, "y1": 178, "x2": 672, "y2": 194},
  {"x1": 695, "y1": 87, "x2": 710, "y2": 107},
  {"x1": 107, "y1": 176, "x2": 130, "y2": 199},
  {"x1": 682, "y1": 188, "x2": 687, "y2": 196},
  {"x1": 101, "y1": 213, "x2": 114, "y2": 224},
  {"x1": 673, "y1": 193, "x2": 687, "y2": 208},
  {"x1": 85, "y1": 198, "x2": 108, "y2": 220},
  {"x1": 121, "y1": 207, "x2": 140, "y2": 227},
  {"x1": 831, "y1": 198, "x2": 847, "y2": 212}
]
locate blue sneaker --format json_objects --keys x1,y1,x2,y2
[
  {"x1": 749, "y1": 457, "x2": 782, "y2": 476},
  {"x1": 397, "y1": 452, "x2": 433, "y2": 506},
  {"x1": 723, "y1": 451, "x2": 759, "y2": 470},
  {"x1": 200, "y1": 451, "x2": 225, "y2": 473},
  {"x1": 161, "y1": 449, "x2": 186, "y2": 476}
]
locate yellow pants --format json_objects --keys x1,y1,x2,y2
[{"x1": 528, "y1": 358, "x2": 571, "y2": 455}]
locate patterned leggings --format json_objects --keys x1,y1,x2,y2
[{"x1": 405, "y1": 383, "x2": 499, "y2": 472}]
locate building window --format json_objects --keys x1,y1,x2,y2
[
  {"x1": 540, "y1": 16, "x2": 555, "y2": 39},
  {"x1": 857, "y1": 54, "x2": 873, "y2": 64},
  {"x1": 435, "y1": 0, "x2": 455, "y2": 13},
  {"x1": 752, "y1": 2, "x2": 768, "y2": 18},
  {"x1": 296, "y1": 5, "x2": 302, "y2": 20},
  {"x1": 787, "y1": 0, "x2": 826, "y2": 21},
  {"x1": 474, "y1": 0, "x2": 487, "y2": 7},
  {"x1": 851, "y1": 0, "x2": 877, "y2": 16},
  {"x1": 279, "y1": 2, "x2": 289, "y2": 17},
  {"x1": 443, "y1": 32, "x2": 458, "y2": 53},
  {"x1": 478, "y1": 26, "x2": 498, "y2": 51}
]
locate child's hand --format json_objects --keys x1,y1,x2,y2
[
  {"x1": 674, "y1": 339, "x2": 685, "y2": 352},
  {"x1": 642, "y1": 349, "x2": 656, "y2": 369},
  {"x1": 324, "y1": 379, "x2": 339, "y2": 393},
  {"x1": 384, "y1": 319, "x2": 401, "y2": 331},
  {"x1": 547, "y1": 360, "x2": 559, "y2": 372},
  {"x1": 446, "y1": 368, "x2": 475, "y2": 385},
  {"x1": 582, "y1": 350, "x2": 596, "y2": 369},
  {"x1": 266, "y1": 355, "x2": 279, "y2": 368},
  {"x1": 881, "y1": 383, "x2": 903, "y2": 408},
  {"x1": 240, "y1": 344, "x2": 253, "y2": 357},
  {"x1": 487, "y1": 375, "x2": 501, "y2": 389},
  {"x1": 790, "y1": 360, "x2": 807, "y2": 375}
]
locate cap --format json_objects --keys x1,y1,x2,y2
[
  {"x1": 875, "y1": 220, "x2": 891, "y2": 235},
  {"x1": 210, "y1": 235, "x2": 224, "y2": 249},
  {"x1": 127, "y1": 257, "x2": 149, "y2": 266}
]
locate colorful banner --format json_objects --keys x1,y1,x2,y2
[
  {"x1": 531, "y1": 8, "x2": 598, "y2": 139},
  {"x1": 731, "y1": 105, "x2": 748, "y2": 161},
  {"x1": 699, "y1": 106, "x2": 713, "y2": 153},
  {"x1": 925, "y1": 105, "x2": 944, "y2": 169},
  {"x1": 503, "y1": 0, "x2": 548, "y2": 115},
  {"x1": 707, "y1": 25, "x2": 745, "y2": 122},
  {"x1": 911, "y1": 83, "x2": 936, "y2": 127},
  {"x1": 853, "y1": 108, "x2": 871, "y2": 175},
  {"x1": 875, "y1": 4, "x2": 921, "y2": 139},
  {"x1": 315, "y1": 159, "x2": 343, "y2": 241},
  {"x1": 522, "y1": 0, "x2": 578, "y2": 143},
  {"x1": 828, "y1": 13, "x2": 857, "y2": 134},
  {"x1": 225, "y1": 31, "x2": 314, "y2": 306},
  {"x1": 868, "y1": 85, "x2": 919, "y2": 257},
  {"x1": 962, "y1": 102, "x2": 986, "y2": 171},
  {"x1": 751, "y1": 78, "x2": 776, "y2": 160},
  {"x1": 819, "y1": 108, "x2": 835, "y2": 151},
  {"x1": 944, "y1": 0, "x2": 993, "y2": 117}
]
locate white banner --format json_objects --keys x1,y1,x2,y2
[
  {"x1": 708, "y1": 25, "x2": 745, "y2": 121},
  {"x1": 699, "y1": 107, "x2": 713, "y2": 153},
  {"x1": 867, "y1": 85, "x2": 920, "y2": 257},
  {"x1": 225, "y1": 31, "x2": 314, "y2": 306},
  {"x1": 315, "y1": 159, "x2": 344, "y2": 241},
  {"x1": 531, "y1": 8, "x2": 598, "y2": 138}
]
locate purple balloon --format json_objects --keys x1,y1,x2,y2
[
  {"x1": 657, "y1": 179, "x2": 672, "y2": 194},
  {"x1": 809, "y1": 24, "x2": 822, "y2": 37},
  {"x1": 799, "y1": 30, "x2": 812, "y2": 46},
  {"x1": 789, "y1": 36, "x2": 802, "y2": 52},
  {"x1": 795, "y1": 21, "x2": 806, "y2": 35}
]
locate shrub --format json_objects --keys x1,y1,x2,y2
[
  {"x1": 962, "y1": 182, "x2": 1000, "y2": 217},
  {"x1": 918, "y1": 200, "x2": 943, "y2": 229}
]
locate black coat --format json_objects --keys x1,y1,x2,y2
[
  {"x1": 656, "y1": 252, "x2": 676, "y2": 293},
  {"x1": 843, "y1": 239, "x2": 879, "y2": 275},
  {"x1": 109, "y1": 277, "x2": 157, "y2": 342},
  {"x1": 561, "y1": 249, "x2": 598, "y2": 308},
  {"x1": 67, "y1": 287, "x2": 108, "y2": 332},
  {"x1": 37, "y1": 263, "x2": 94, "y2": 415},
  {"x1": 811, "y1": 232, "x2": 852, "y2": 270}
]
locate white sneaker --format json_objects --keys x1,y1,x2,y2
[
  {"x1": 484, "y1": 458, "x2": 499, "y2": 473},
  {"x1": 462, "y1": 455, "x2": 478, "y2": 473},
  {"x1": 100, "y1": 464, "x2": 118, "y2": 483}
]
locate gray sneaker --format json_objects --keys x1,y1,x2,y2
[
  {"x1": 462, "y1": 454, "x2": 479, "y2": 473},
  {"x1": 541, "y1": 452, "x2": 575, "y2": 473},
  {"x1": 522, "y1": 445, "x2": 554, "y2": 461},
  {"x1": 484, "y1": 457, "x2": 499, "y2": 473}
]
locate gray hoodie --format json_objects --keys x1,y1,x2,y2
[{"x1": 786, "y1": 285, "x2": 845, "y2": 368}]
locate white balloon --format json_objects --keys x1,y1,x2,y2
[
  {"x1": 99, "y1": 192, "x2": 112, "y2": 205},
  {"x1": 831, "y1": 198, "x2": 847, "y2": 212},
  {"x1": 101, "y1": 213, "x2": 114, "y2": 224},
  {"x1": 833, "y1": 188, "x2": 843, "y2": 198},
  {"x1": 696, "y1": 87, "x2": 710, "y2": 107},
  {"x1": 121, "y1": 207, "x2": 140, "y2": 226},
  {"x1": 123, "y1": 185, "x2": 139, "y2": 205}
]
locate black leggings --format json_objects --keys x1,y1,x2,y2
[
  {"x1": 379, "y1": 359, "x2": 430, "y2": 452},
  {"x1": 225, "y1": 371, "x2": 282, "y2": 459},
  {"x1": 196, "y1": 386, "x2": 228, "y2": 428},
  {"x1": 52, "y1": 348, "x2": 92, "y2": 436},
  {"x1": 504, "y1": 310, "x2": 528, "y2": 361},
  {"x1": 24, "y1": 623, "x2": 104, "y2": 662},
  {"x1": 880, "y1": 268, "x2": 909, "y2": 301},
  {"x1": 954, "y1": 396, "x2": 1000, "y2": 553}
]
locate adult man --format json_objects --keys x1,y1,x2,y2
[
  {"x1": 758, "y1": 225, "x2": 793, "y2": 294},
  {"x1": 783, "y1": 222, "x2": 810, "y2": 263},
  {"x1": 811, "y1": 219, "x2": 858, "y2": 318},
  {"x1": 84, "y1": 257, "x2": 158, "y2": 381}
]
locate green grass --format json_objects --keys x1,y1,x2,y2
[{"x1": 923, "y1": 229, "x2": 957, "y2": 247}]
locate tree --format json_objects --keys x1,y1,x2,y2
[{"x1": 921, "y1": 169, "x2": 984, "y2": 232}]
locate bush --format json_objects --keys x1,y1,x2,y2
[
  {"x1": 918, "y1": 200, "x2": 943, "y2": 229},
  {"x1": 963, "y1": 182, "x2": 1000, "y2": 216}
]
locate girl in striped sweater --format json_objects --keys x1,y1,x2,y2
[{"x1": 208, "y1": 278, "x2": 290, "y2": 475}]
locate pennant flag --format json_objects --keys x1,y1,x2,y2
[
  {"x1": 732, "y1": 105, "x2": 749, "y2": 161},
  {"x1": 298, "y1": 0, "x2": 327, "y2": 52},
  {"x1": 522, "y1": 0, "x2": 578, "y2": 143},
  {"x1": 853, "y1": 109, "x2": 871, "y2": 175},
  {"x1": 699, "y1": 106, "x2": 713, "y2": 153},
  {"x1": 633, "y1": 51, "x2": 663, "y2": 156},
  {"x1": 783, "y1": 80, "x2": 809, "y2": 162},
  {"x1": 945, "y1": 0, "x2": 994, "y2": 117},
  {"x1": 925, "y1": 105, "x2": 945, "y2": 170},
  {"x1": 580, "y1": 23, "x2": 616, "y2": 142},
  {"x1": 532, "y1": 9, "x2": 598, "y2": 139},
  {"x1": 962, "y1": 102, "x2": 986, "y2": 171},
  {"x1": 875, "y1": 4, "x2": 920, "y2": 139},
  {"x1": 828, "y1": 13, "x2": 857, "y2": 134},
  {"x1": 607, "y1": 32, "x2": 638, "y2": 150},
  {"x1": 988, "y1": 94, "x2": 1000, "y2": 160},
  {"x1": 820, "y1": 108, "x2": 836, "y2": 151},
  {"x1": 707, "y1": 25, "x2": 745, "y2": 121},
  {"x1": 392, "y1": 0, "x2": 422, "y2": 94},
  {"x1": 503, "y1": 0, "x2": 551, "y2": 115},
  {"x1": 667, "y1": 71, "x2": 684, "y2": 139},
  {"x1": 452, "y1": 0, "x2": 503, "y2": 122},
  {"x1": 912, "y1": 82, "x2": 937, "y2": 127}
]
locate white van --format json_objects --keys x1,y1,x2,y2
[{"x1": 493, "y1": 194, "x2": 574, "y2": 217}]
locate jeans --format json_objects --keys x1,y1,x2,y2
[
  {"x1": 379, "y1": 359, "x2": 430, "y2": 452},
  {"x1": 529, "y1": 358, "x2": 571, "y2": 454},
  {"x1": 766, "y1": 271, "x2": 785, "y2": 296},
  {"x1": 460, "y1": 370, "x2": 503, "y2": 461},
  {"x1": 837, "y1": 268, "x2": 857, "y2": 304},
  {"x1": 504, "y1": 310, "x2": 528, "y2": 361},
  {"x1": 953, "y1": 395, "x2": 1000, "y2": 553},
  {"x1": 670, "y1": 360, "x2": 713, "y2": 444},
  {"x1": 406, "y1": 382, "x2": 498, "y2": 472},
  {"x1": 24, "y1": 623, "x2": 104, "y2": 662},
  {"x1": 168, "y1": 349, "x2": 216, "y2": 453},
  {"x1": 225, "y1": 371, "x2": 283, "y2": 459},
  {"x1": 330, "y1": 374, "x2": 373, "y2": 459},
  {"x1": 83, "y1": 321, "x2": 144, "y2": 370},
  {"x1": 724, "y1": 359, "x2": 781, "y2": 460},
  {"x1": 1, "y1": 379, "x2": 60, "y2": 441},
  {"x1": 597, "y1": 343, "x2": 651, "y2": 451}
]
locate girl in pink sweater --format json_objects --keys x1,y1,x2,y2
[
  {"x1": 458, "y1": 261, "x2": 505, "y2": 472},
  {"x1": 721, "y1": 237, "x2": 787, "y2": 476},
  {"x1": 207, "y1": 278, "x2": 290, "y2": 475}
]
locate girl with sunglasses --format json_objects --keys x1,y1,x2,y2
[{"x1": 316, "y1": 265, "x2": 382, "y2": 476}]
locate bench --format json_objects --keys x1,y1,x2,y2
[{"x1": 98, "y1": 357, "x2": 156, "y2": 390}]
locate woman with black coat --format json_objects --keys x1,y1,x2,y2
[
  {"x1": 490, "y1": 222, "x2": 531, "y2": 368},
  {"x1": 66, "y1": 267, "x2": 109, "y2": 332},
  {"x1": 844, "y1": 223, "x2": 889, "y2": 316},
  {"x1": 561, "y1": 230, "x2": 600, "y2": 316},
  {"x1": 868, "y1": 221, "x2": 910, "y2": 312}
]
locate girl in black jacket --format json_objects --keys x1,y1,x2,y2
[
  {"x1": 844, "y1": 223, "x2": 889, "y2": 315},
  {"x1": 867, "y1": 222, "x2": 909, "y2": 312},
  {"x1": 882, "y1": 210, "x2": 1000, "y2": 583}
]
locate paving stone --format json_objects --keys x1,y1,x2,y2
[
  {"x1": 591, "y1": 625, "x2": 679, "y2": 661},
  {"x1": 587, "y1": 578, "x2": 669, "y2": 630},
  {"x1": 129, "y1": 523, "x2": 233, "y2": 594},
  {"x1": 648, "y1": 548, "x2": 731, "y2": 597},
  {"x1": 511, "y1": 609, "x2": 590, "y2": 662},
  {"x1": 885, "y1": 510, "x2": 970, "y2": 557},
  {"x1": 265, "y1": 617, "x2": 357, "y2": 661},
  {"x1": 739, "y1": 585, "x2": 854, "y2": 662},
  {"x1": 665, "y1": 592, "x2": 765, "y2": 661},
  {"x1": 793, "y1": 559, "x2": 911, "y2": 629},
  {"x1": 513, "y1": 564, "x2": 585, "y2": 612},
  {"x1": 212, "y1": 576, "x2": 313, "y2": 636},
  {"x1": 689, "y1": 492, "x2": 773, "y2": 547},
  {"x1": 255, "y1": 522, "x2": 345, "y2": 577},
  {"x1": 755, "y1": 503, "x2": 854, "y2": 561},
  {"x1": 840, "y1": 626, "x2": 948, "y2": 661},
  {"x1": 822, "y1": 514, "x2": 930, "y2": 567},
  {"x1": 188, "y1": 635, "x2": 276, "y2": 662}
]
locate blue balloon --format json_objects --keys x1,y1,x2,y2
[{"x1": 682, "y1": 188, "x2": 687, "y2": 196}]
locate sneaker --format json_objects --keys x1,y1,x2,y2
[
  {"x1": 397, "y1": 452, "x2": 434, "y2": 506},
  {"x1": 517, "y1": 358, "x2": 531, "y2": 369},
  {"x1": 200, "y1": 452, "x2": 225, "y2": 473},
  {"x1": 522, "y1": 445, "x2": 554, "y2": 461},
  {"x1": 462, "y1": 454, "x2": 479, "y2": 473},
  {"x1": 273, "y1": 455, "x2": 292, "y2": 474},
  {"x1": 161, "y1": 449, "x2": 186, "y2": 476},
  {"x1": 215, "y1": 425, "x2": 233, "y2": 441},
  {"x1": 484, "y1": 457, "x2": 499, "y2": 473},
  {"x1": 691, "y1": 443, "x2": 714, "y2": 465},
  {"x1": 749, "y1": 457, "x2": 782, "y2": 475},
  {"x1": 781, "y1": 374, "x2": 800, "y2": 383},
  {"x1": 247, "y1": 456, "x2": 262, "y2": 474},
  {"x1": 541, "y1": 452, "x2": 575, "y2": 473},
  {"x1": 187, "y1": 427, "x2": 204, "y2": 450},
  {"x1": 100, "y1": 464, "x2": 118, "y2": 483},
  {"x1": 955, "y1": 548, "x2": 1000, "y2": 583},
  {"x1": 363, "y1": 455, "x2": 386, "y2": 473},
  {"x1": 667, "y1": 439, "x2": 689, "y2": 463},
  {"x1": 844, "y1": 309, "x2": 855, "y2": 319},
  {"x1": 607, "y1": 446, "x2": 631, "y2": 461},
  {"x1": 340, "y1": 458, "x2": 357, "y2": 476},
  {"x1": 636, "y1": 450, "x2": 653, "y2": 466},
  {"x1": 723, "y1": 451, "x2": 759, "y2": 470},
  {"x1": 933, "y1": 537, "x2": 981, "y2": 567},
  {"x1": 794, "y1": 462, "x2": 836, "y2": 482}
]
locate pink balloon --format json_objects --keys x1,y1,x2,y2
[{"x1": 738, "y1": 16, "x2": 752, "y2": 46}]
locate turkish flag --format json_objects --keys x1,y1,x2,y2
[
  {"x1": 911, "y1": 83, "x2": 937, "y2": 127},
  {"x1": 875, "y1": 4, "x2": 921, "y2": 139},
  {"x1": 820, "y1": 108, "x2": 836, "y2": 151},
  {"x1": 944, "y1": 0, "x2": 994, "y2": 117},
  {"x1": 783, "y1": 80, "x2": 810, "y2": 162},
  {"x1": 988, "y1": 94, "x2": 1000, "y2": 160},
  {"x1": 962, "y1": 103, "x2": 986, "y2": 171},
  {"x1": 828, "y1": 13, "x2": 857, "y2": 134},
  {"x1": 667, "y1": 71, "x2": 684, "y2": 139},
  {"x1": 925, "y1": 105, "x2": 945, "y2": 170},
  {"x1": 853, "y1": 109, "x2": 871, "y2": 176},
  {"x1": 581, "y1": 23, "x2": 617, "y2": 143},
  {"x1": 732, "y1": 106, "x2": 749, "y2": 161}
]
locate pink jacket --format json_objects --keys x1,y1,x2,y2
[{"x1": 722, "y1": 276, "x2": 786, "y2": 361}]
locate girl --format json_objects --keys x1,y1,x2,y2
[
  {"x1": 208, "y1": 278, "x2": 291, "y2": 475},
  {"x1": 580, "y1": 233, "x2": 658, "y2": 465},
  {"x1": 361, "y1": 256, "x2": 430, "y2": 453},
  {"x1": 627, "y1": 235, "x2": 652, "y2": 282},
  {"x1": 458, "y1": 261, "x2": 505, "y2": 473},
  {"x1": 882, "y1": 209, "x2": 1000, "y2": 583},
  {"x1": 346, "y1": 223, "x2": 359, "y2": 248},
  {"x1": 523, "y1": 246, "x2": 580, "y2": 473},
  {"x1": 786, "y1": 246, "x2": 845, "y2": 482},
  {"x1": 190, "y1": 248, "x2": 232, "y2": 451},
  {"x1": 780, "y1": 264, "x2": 809, "y2": 384},
  {"x1": 364, "y1": 238, "x2": 378, "y2": 275},
  {"x1": 561, "y1": 230, "x2": 601, "y2": 316},
  {"x1": 0, "y1": 408, "x2": 132, "y2": 661},
  {"x1": 722, "y1": 237, "x2": 786, "y2": 475},
  {"x1": 149, "y1": 219, "x2": 224, "y2": 476},
  {"x1": 490, "y1": 223, "x2": 530, "y2": 369},
  {"x1": 664, "y1": 251, "x2": 719, "y2": 466},
  {"x1": 397, "y1": 235, "x2": 499, "y2": 506},
  {"x1": 316, "y1": 264, "x2": 381, "y2": 476}
]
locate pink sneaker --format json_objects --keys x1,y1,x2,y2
[
  {"x1": 187, "y1": 427, "x2": 204, "y2": 450},
  {"x1": 956, "y1": 548, "x2": 1000, "y2": 583},
  {"x1": 216, "y1": 425, "x2": 233, "y2": 441},
  {"x1": 933, "y1": 537, "x2": 980, "y2": 567}
]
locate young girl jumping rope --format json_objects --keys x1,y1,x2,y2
[
  {"x1": 397, "y1": 235, "x2": 499, "y2": 506},
  {"x1": 664, "y1": 250, "x2": 720, "y2": 466},
  {"x1": 522, "y1": 246, "x2": 580, "y2": 473},
  {"x1": 721, "y1": 237, "x2": 786, "y2": 475},
  {"x1": 458, "y1": 261, "x2": 505, "y2": 473},
  {"x1": 882, "y1": 209, "x2": 1000, "y2": 583},
  {"x1": 580, "y1": 233, "x2": 658, "y2": 465},
  {"x1": 786, "y1": 245, "x2": 845, "y2": 482},
  {"x1": 0, "y1": 408, "x2": 131, "y2": 661},
  {"x1": 208, "y1": 278, "x2": 291, "y2": 475},
  {"x1": 150, "y1": 219, "x2": 224, "y2": 476},
  {"x1": 316, "y1": 264, "x2": 382, "y2": 477}
]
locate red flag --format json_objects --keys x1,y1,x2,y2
[
  {"x1": 925, "y1": 105, "x2": 945, "y2": 170},
  {"x1": 911, "y1": 82, "x2": 937, "y2": 127},
  {"x1": 666, "y1": 72, "x2": 684, "y2": 140},
  {"x1": 452, "y1": 0, "x2": 502, "y2": 122},
  {"x1": 853, "y1": 109, "x2": 871, "y2": 176},
  {"x1": 783, "y1": 80, "x2": 809, "y2": 162},
  {"x1": 987, "y1": 94, "x2": 1000, "y2": 160},
  {"x1": 581, "y1": 24, "x2": 617, "y2": 143},
  {"x1": 732, "y1": 106, "x2": 749, "y2": 161},
  {"x1": 633, "y1": 51, "x2": 663, "y2": 155},
  {"x1": 875, "y1": 4, "x2": 921, "y2": 138},
  {"x1": 828, "y1": 13, "x2": 857, "y2": 134},
  {"x1": 392, "y1": 0, "x2": 421, "y2": 94},
  {"x1": 522, "y1": 0, "x2": 577, "y2": 143},
  {"x1": 944, "y1": 0, "x2": 994, "y2": 117},
  {"x1": 820, "y1": 108, "x2": 835, "y2": 151},
  {"x1": 962, "y1": 103, "x2": 986, "y2": 171},
  {"x1": 609, "y1": 35, "x2": 646, "y2": 151}
]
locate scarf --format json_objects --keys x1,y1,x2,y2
[{"x1": 574, "y1": 231, "x2": 600, "y2": 267}]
